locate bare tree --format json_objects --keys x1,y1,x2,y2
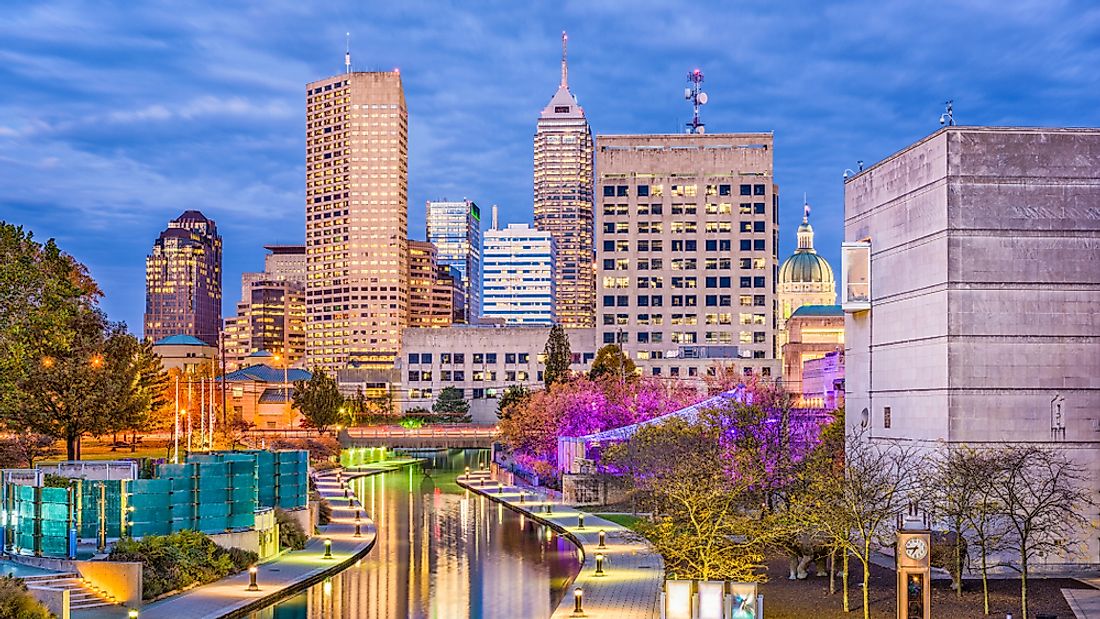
[
  {"x1": 991, "y1": 445, "x2": 1092, "y2": 619},
  {"x1": 924, "y1": 445, "x2": 983, "y2": 598},
  {"x1": 961, "y1": 448, "x2": 1011, "y2": 615}
]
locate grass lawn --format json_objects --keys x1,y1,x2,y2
[
  {"x1": 592, "y1": 513, "x2": 645, "y2": 530},
  {"x1": 38, "y1": 437, "x2": 173, "y2": 464}
]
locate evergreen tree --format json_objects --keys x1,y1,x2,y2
[
  {"x1": 433, "y1": 386, "x2": 471, "y2": 424},
  {"x1": 542, "y1": 324, "x2": 572, "y2": 388}
]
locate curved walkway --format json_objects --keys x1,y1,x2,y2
[
  {"x1": 75, "y1": 466, "x2": 382, "y2": 619},
  {"x1": 457, "y1": 471, "x2": 663, "y2": 619}
]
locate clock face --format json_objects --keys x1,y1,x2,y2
[{"x1": 904, "y1": 538, "x2": 928, "y2": 561}]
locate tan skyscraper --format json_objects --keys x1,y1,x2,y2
[
  {"x1": 144, "y1": 210, "x2": 222, "y2": 346},
  {"x1": 305, "y1": 68, "x2": 408, "y2": 370},
  {"x1": 534, "y1": 32, "x2": 594, "y2": 328}
]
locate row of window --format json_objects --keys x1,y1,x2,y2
[
  {"x1": 407, "y1": 352, "x2": 596, "y2": 365},
  {"x1": 602, "y1": 184, "x2": 767, "y2": 198},
  {"x1": 603, "y1": 287, "x2": 767, "y2": 307},
  {"x1": 604, "y1": 239, "x2": 769, "y2": 252},
  {"x1": 601, "y1": 331, "x2": 767, "y2": 345},
  {"x1": 604, "y1": 276, "x2": 763, "y2": 289},
  {"x1": 603, "y1": 202, "x2": 768, "y2": 216},
  {"x1": 602, "y1": 312, "x2": 768, "y2": 325},
  {"x1": 603, "y1": 258, "x2": 767, "y2": 271},
  {"x1": 602, "y1": 221, "x2": 767, "y2": 234},
  {"x1": 407, "y1": 369, "x2": 533, "y2": 383}
]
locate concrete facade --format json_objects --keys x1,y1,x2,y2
[
  {"x1": 844, "y1": 126, "x2": 1100, "y2": 565},
  {"x1": 780, "y1": 305, "x2": 844, "y2": 403},
  {"x1": 398, "y1": 326, "x2": 596, "y2": 423},
  {"x1": 595, "y1": 133, "x2": 780, "y2": 381}
]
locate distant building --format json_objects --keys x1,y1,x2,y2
[
  {"x1": 426, "y1": 199, "x2": 482, "y2": 322},
  {"x1": 305, "y1": 69, "x2": 408, "y2": 371},
  {"x1": 533, "y1": 32, "x2": 595, "y2": 329},
  {"x1": 399, "y1": 326, "x2": 597, "y2": 423},
  {"x1": 802, "y1": 350, "x2": 844, "y2": 409},
  {"x1": 221, "y1": 361, "x2": 312, "y2": 430},
  {"x1": 779, "y1": 304, "x2": 844, "y2": 406},
  {"x1": 595, "y1": 133, "x2": 779, "y2": 381},
  {"x1": 151, "y1": 334, "x2": 217, "y2": 373},
  {"x1": 844, "y1": 127, "x2": 1100, "y2": 565},
  {"x1": 225, "y1": 245, "x2": 306, "y2": 372},
  {"x1": 482, "y1": 224, "x2": 556, "y2": 325},
  {"x1": 777, "y1": 203, "x2": 836, "y2": 358},
  {"x1": 408, "y1": 240, "x2": 457, "y2": 328},
  {"x1": 144, "y1": 210, "x2": 222, "y2": 346}
]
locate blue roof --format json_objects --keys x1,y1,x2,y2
[
  {"x1": 219, "y1": 364, "x2": 312, "y2": 384},
  {"x1": 153, "y1": 334, "x2": 211, "y2": 347},
  {"x1": 259, "y1": 388, "x2": 295, "y2": 403},
  {"x1": 790, "y1": 304, "x2": 844, "y2": 318}
]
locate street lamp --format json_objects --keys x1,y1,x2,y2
[
  {"x1": 247, "y1": 565, "x2": 259, "y2": 591},
  {"x1": 273, "y1": 353, "x2": 289, "y2": 418},
  {"x1": 323, "y1": 538, "x2": 333, "y2": 559},
  {"x1": 577, "y1": 514, "x2": 585, "y2": 529},
  {"x1": 573, "y1": 587, "x2": 584, "y2": 615},
  {"x1": 354, "y1": 516, "x2": 362, "y2": 538},
  {"x1": 598, "y1": 529, "x2": 606, "y2": 549},
  {"x1": 594, "y1": 553, "x2": 605, "y2": 576}
]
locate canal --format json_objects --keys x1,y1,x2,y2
[{"x1": 249, "y1": 449, "x2": 582, "y2": 619}]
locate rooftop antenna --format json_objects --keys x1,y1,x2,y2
[
  {"x1": 684, "y1": 69, "x2": 708, "y2": 134},
  {"x1": 939, "y1": 100, "x2": 955, "y2": 126},
  {"x1": 560, "y1": 31, "x2": 568, "y2": 88},
  {"x1": 345, "y1": 32, "x2": 351, "y2": 74}
]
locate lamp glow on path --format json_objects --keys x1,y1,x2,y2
[
  {"x1": 323, "y1": 538, "x2": 333, "y2": 559},
  {"x1": 247, "y1": 565, "x2": 259, "y2": 591},
  {"x1": 128, "y1": 610, "x2": 139, "y2": 619}
]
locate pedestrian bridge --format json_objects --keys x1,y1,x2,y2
[{"x1": 339, "y1": 425, "x2": 498, "y2": 450}]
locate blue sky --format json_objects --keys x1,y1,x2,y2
[{"x1": 1, "y1": 1, "x2": 1098, "y2": 331}]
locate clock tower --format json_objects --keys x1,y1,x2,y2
[{"x1": 896, "y1": 506, "x2": 931, "y2": 619}]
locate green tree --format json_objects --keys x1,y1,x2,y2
[
  {"x1": 432, "y1": 386, "x2": 471, "y2": 424},
  {"x1": 293, "y1": 368, "x2": 344, "y2": 434},
  {"x1": 110, "y1": 338, "x2": 171, "y2": 451},
  {"x1": 542, "y1": 324, "x2": 572, "y2": 388},
  {"x1": 587, "y1": 344, "x2": 636, "y2": 382},
  {"x1": 496, "y1": 385, "x2": 530, "y2": 421}
]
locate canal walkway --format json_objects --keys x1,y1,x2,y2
[
  {"x1": 457, "y1": 470, "x2": 663, "y2": 619},
  {"x1": 73, "y1": 460, "x2": 417, "y2": 619}
]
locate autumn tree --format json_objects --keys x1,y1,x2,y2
[
  {"x1": 496, "y1": 385, "x2": 530, "y2": 421},
  {"x1": 293, "y1": 369, "x2": 345, "y2": 435},
  {"x1": 542, "y1": 325, "x2": 572, "y2": 388},
  {"x1": 588, "y1": 344, "x2": 636, "y2": 382}
]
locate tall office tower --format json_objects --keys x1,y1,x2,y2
[
  {"x1": 425, "y1": 199, "x2": 482, "y2": 322},
  {"x1": 595, "y1": 133, "x2": 779, "y2": 380},
  {"x1": 144, "y1": 210, "x2": 222, "y2": 346},
  {"x1": 533, "y1": 32, "x2": 594, "y2": 328},
  {"x1": 407, "y1": 240, "x2": 456, "y2": 328},
  {"x1": 482, "y1": 224, "x2": 556, "y2": 325},
  {"x1": 225, "y1": 245, "x2": 307, "y2": 370},
  {"x1": 305, "y1": 68, "x2": 408, "y2": 371}
]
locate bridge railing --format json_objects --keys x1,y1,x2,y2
[{"x1": 344, "y1": 425, "x2": 498, "y2": 440}]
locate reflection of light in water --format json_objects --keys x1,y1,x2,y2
[{"x1": 322, "y1": 579, "x2": 332, "y2": 596}]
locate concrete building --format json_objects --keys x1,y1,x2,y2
[
  {"x1": 225, "y1": 245, "x2": 307, "y2": 372},
  {"x1": 595, "y1": 133, "x2": 780, "y2": 381},
  {"x1": 399, "y1": 326, "x2": 597, "y2": 423},
  {"x1": 305, "y1": 69, "x2": 408, "y2": 371},
  {"x1": 802, "y1": 350, "x2": 844, "y2": 409},
  {"x1": 426, "y1": 199, "x2": 482, "y2": 322},
  {"x1": 844, "y1": 126, "x2": 1100, "y2": 565},
  {"x1": 240, "y1": 244, "x2": 307, "y2": 303},
  {"x1": 144, "y1": 210, "x2": 222, "y2": 346},
  {"x1": 408, "y1": 240, "x2": 458, "y2": 328},
  {"x1": 482, "y1": 224, "x2": 556, "y2": 325},
  {"x1": 780, "y1": 305, "x2": 844, "y2": 404},
  {"x1": 777, "y1": 203, "x2": 836, "y2": 358},
  {"x1": 533, "y1": 32, "x2": 595, "y2": 329},
  {"x1": 151, "y1": 334, "x2": 217, "y2": 373}
]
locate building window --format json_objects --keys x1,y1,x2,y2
[
  {"x1": 753, "y1": 184, "x2": 766, "y2": 195},
  {"x1": 740, "y1": 184, "x2": 751, "y2": 196},
  {"x1": 454, "y1": 353, "x2": 465, "y2": 364},
  {"x1": 421, "y1": 353, "x2": 432, "y2": 364},
  {"x1": 884, "y1": 407, "x2": 892, "y2": 428},
  {"x1": 505, "y1": 353, "x2": 516, "y2": 364},
  {"x1": 408, "y1": 353, "x2": 419, "y2": 364},
  {"x1": 637, "y1": 185, "x2": 649, "y2": 197}
]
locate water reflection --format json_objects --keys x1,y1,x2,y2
[{"x1": 250, "y1": 449, "x2": 581, "y2": 619}]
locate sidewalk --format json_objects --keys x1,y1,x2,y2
[
  {"x1": 457, "y1": 471, "x2": 663, "y2": 619},
  {"x1": 73, "y1": 467, "x2": 380, "y2": 619},
  {"x1": 1065, "y1": 578, "x2": 1100, "y2": 619}
]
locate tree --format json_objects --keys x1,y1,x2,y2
[
  {"x1": 293, "y1": 369, "x2": 344, "y2": 435},
  {"x1": 542, "y1": 324, "x2": 572, "y2": 388},
  {"x1": 109, "y1": 338, "x2": 170, "y2": 451},
  {"x1": 432, "y1": 386, "x2": 471, "y2": 423},
  {"x1": 496, "y1": 385, "x2": 530, "y2": 421},
  {"x1": 588, "y1": 344, "x2": 636, "y2": 382},
  {"x1": 0, "y1": 433, "x2": 59, "y2": 468},
  {"x1": 991, "y1": 446, "x2": 1092, "y2": 619}
]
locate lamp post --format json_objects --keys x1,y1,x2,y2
[
  {"x1": 598, "y1": 529, "x2": 606, "y2": 549},
  {"x1": 573, "y1": 587, "x2": 584, "y2": 615},
  {"x1": 274, "y1": 353, "x2": 289, "y2": 419},
  {"x1": 354, "y1": 516, "x2": 362, "y2": 538},
  {"x1": 323, "y1": 538, "x2": 333, "y2": 559},
  {"x1": 247, "y1": 565, "x2": 259, "y2": 591},
  {"x1": 594, "y1": 553, "x2": 605, "y2": 576}
]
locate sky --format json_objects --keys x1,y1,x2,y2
[{"x1": 1, "y1": 0, "x2": 1099, "y2": 331}]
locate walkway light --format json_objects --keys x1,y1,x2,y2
[
  {"x1": 323, "y1": 538, "x2": 333, "y2": 559},
  {"x1": 128, "y1": 610, "x2": 139, "y2": 619},
  {"x1": 595, "y1": 553, "x2": 605, "y2": 576},
  {"x1": 577, "y1": 514, "x2": 585, "y2": 529},
  {"x1": 349, "y1": 495, "x2": 355, "y2": 507},
  {"x1": 573, "y1": 587, "x2": 584, "y2": 614},
  {"x1": 497, "y1": 482, "x2": 503, "y2": 494},
  {"x1": 354, "y1": 515, "x2": 362, "y2": 537},
  {"x1": 598, "y1": 529, "x2": 606, "y2": 549},
  {"x1": 465, "y1": 466, "x2": 470, "y2": 477},
  {"x1": 519, "y1": 492, "x2": 525, "y2": 504},
  {"x1": 247, "y1": 565, "x2": 259, "y2": 591},
  {"x1": 546, "y1": 503, "x2": 553, "y2": 515}
]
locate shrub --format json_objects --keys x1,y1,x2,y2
[
  {"x1": 109, "y1": 530, "x2": 253, "y2": 599},
  {"x1": 317, "y1": 500, "x2": 333, "y2": 526},
  {"x1": 0, "y1": 575, "x2": 51, "y2": 619},
  {"x1": 275, "y1": 508, "x2": 308, "y2": 551}
]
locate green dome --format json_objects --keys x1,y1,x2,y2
[{"x1": 780, "y1": 250, "x2": 835, "y2": 284}]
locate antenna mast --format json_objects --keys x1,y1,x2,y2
[
  {"x1": 939, "y1": 100, "x2": 955, "y2": 126},
  {"x1": 345, "y1": 32, "x2": 351, "y2": 74},
  {"x1": 560, "y1": 31, "x2": 568, "y2": 88},
  {"x1": 684, "y1": 69, "x2": 708, "y2": 134}
]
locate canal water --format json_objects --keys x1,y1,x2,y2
[{"x1": 249, "y1": 449, "x2": 581, "y2": 619}]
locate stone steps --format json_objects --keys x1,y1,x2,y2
[{"x1": 23, "y1": 572, "x2": 120, "y2": 609}]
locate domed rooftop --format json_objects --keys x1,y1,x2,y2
[{"x1": 780, "y1": 202, "x2": 835, "y2": 285}]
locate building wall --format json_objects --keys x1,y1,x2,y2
[
  {"x1": 781, "y1": 312, "x2": 844, "y2": 399},
  {"x1": 844, "y1": 127, "x2": 1100, "y2": 566},
  {"x1": 305, "y1": 71, "x2": 408, "y2": 371},
  {"x1": 225, "y1": 279, "x2": 306, "y2": 371},
  {"x1": 595, "y1": 133, "x2": 780, "y2": 381},
  {"x1": 227, "y1": 380, "x2": 303, "y2": 430},
  {"x1": 482, "y1": 224, "x2": 556, "y2": 325},
  {"x1": 151, "y1": 342, "x2": 217, "y2": 373},
  {"x1": 802, "y1": 350, "x2": 844, "y2": 409},
  {"x1": 398, "y1": 326, "x2": 596, "y2": 423}
]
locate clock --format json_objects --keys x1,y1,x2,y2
[{"x1": 904, "y1": 537, "x2": 928, "y2": 561}]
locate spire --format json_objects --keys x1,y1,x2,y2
[
  {"x1": 797, "y1": 198, "x2": 815, "y2": 252},
  {"x1": 344, "y1": 32, "x2": 351, "y2": 74},
  {"x1": 560, "y1": 31, "x2": 568, "y2": 88},
  {"x1": 802, "y1": 194, "x2": 810, "y2": 225}
]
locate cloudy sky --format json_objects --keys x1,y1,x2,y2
[{"x1": 1, "y1": 1, "x2": 1098, "y2": 331}]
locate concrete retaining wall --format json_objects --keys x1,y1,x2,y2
[
  {"x1": 28, "y1": 586, "x2": 69, "y2": 619},
  {"x1": 75, "y1": 560, "x2": 143, "y2": 607}
]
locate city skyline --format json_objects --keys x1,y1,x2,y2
[{"x1": 2, "y1": 1, "x2": 1100, "y2": 331}]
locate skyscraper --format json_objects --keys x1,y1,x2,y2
[
  {"x1": 595, "y1": 133, "x2": 780, "y2": 380},
  {"x1": 426, "y1": 199, "x2": 481, "y2": 322},
  {"x1": 407, "y1": 240, "x2": 458, "y2": 328},
  {"x1": 144, "y1": 210, "x2": 222, "y2": 346},
  {"x1": 482, "y1": 224, "x2": 556, "y2": 325},
  {"x1": 305, "y1": 68, "x2": 408, "y2": 371},
  {"x1": 533, "y1": 32, "x2": 594, "y2": 328},
  {"x1": 224, "y1": 245, "x2": 307, "y2": 371}
]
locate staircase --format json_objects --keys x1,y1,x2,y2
[{"x1": 22, "y1": 572, "x2": 120, "y2": 610}]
